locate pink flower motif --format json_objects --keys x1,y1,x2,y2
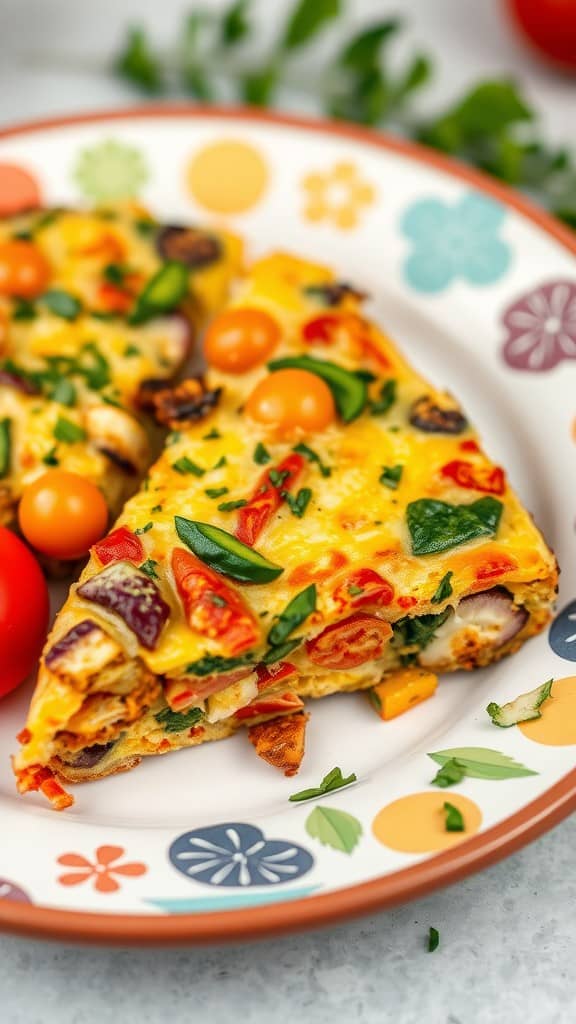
[
  {"x1": 502, "y1": 280, "x2": 576, "y2": 372},
  {"x1": 57, "y1": 845, "x2": 147, "y2": 894}
]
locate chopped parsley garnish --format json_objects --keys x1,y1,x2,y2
[
  {"x1": 268, "y1": 585, "x2": 316, "y2": 647},
  {"x1": 185, "y1": 652, "x2": 255, "y2": 676},
  {"x1": 134, "y1": 522, "x2": 153, "y2": 535},
  {"x1": 48, "y1": 378, "x2": 76, "y2": 407},
  {"x1": 139, "y1": 558, "x2": 159, "y2": 579},
  {"x1": 289, "y1": 766, "x2": 357, "y2": 803},
  {"x1": 53, "y1": 417, "x2": 86, "y2": 444},
  {"x1": 443, "y1": 801, "x2": 464, "y2": 832},
  {"x1": 293, "y1": 442, "x2": 331, "y2": 477},
  {"x1": 269, "y1": 468, "x2": 290, "y2": 488},
  {"x1": 261, "y1": 637, "x2": 303, "y2": 664},
  {"x1": 205, "y1": 487, "x2": 229, "y2": 499},
  {"x1": 135, "y1": 218, "x2": 156, "y2": 237},
  {"x1": 282, "y1": 487, "x2": 312, "y2": 518},
  {"x1": 428, "y1": 927, "x2": 440, "y2": 953},
  {"x1": 124, "y1": 344, "x2": 141, "y2": 357},
  {"x1": 431, "y1": 571, "x2": 454, "y2": 604},
  {"x1": 212, "y1": 455, "x2": 227, "y2": 469},
  {"x1": 392, "y1": 610, "x2": 451, "y2": 653},
  {"x1": 217, "y1": 498, "x2": 247, "y2": 512},
  {"x1": 166, "y1": 431, "x2": 182, "y2": 446},
  {"x1": 431, "y1": 758, "x2": 466, "y2": 788},
  {"x1": 370, "y1": 378, "x2": 397, "y2": 415},
  {"x1": 379, "y1": 464, "x2": 403, "y2": 490},
  {"x1": 154, "y1": 705, "x2": 204, "y2": 733},
  {"x1": 12, "y1": 298, "x2": 37, "y2": 320},
  {"x1": 103, "y1": 263, "x2": 129, "y2": 285},
  {"x1": 43, "y1": 289, "x2": 82, "y2": 321},
  {"x1": 203, "y1": 427, "x2": 221, "y2": 440},
  {"x1": 42, "y1": 446, "x2": 59, "y2": 466},
  {"x1": 172, "y1": 456, "x2": 205, "y2": 476},
  {"x1": 150, "y1": 504, "x2": 162, "y2": 513},
  {"x1": 101, "y1": 392, "x2": 124, "y2": 409},
  {"x1": 0, "y1": 419, "x2": 11, "y2": 478},
  {"x1": 210, "y1": 594, "x2": 228, "y2": 608},
  {"x1": 79, "y1": 343, "x2": 110, "y2": 390},
  {"x1": 253, "y1": 441, "x2": 272, "y2": 465}
]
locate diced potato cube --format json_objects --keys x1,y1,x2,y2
[{"x1": 369, "y1": 668, "x2": 438, "y2": 721}]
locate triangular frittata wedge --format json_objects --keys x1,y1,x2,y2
[
  {"x1": 14, "y1": 252, "x2": 557, "y2": 808},
  {"x1": 0, "y1": 205, "x2": 242, "y2": 535}
]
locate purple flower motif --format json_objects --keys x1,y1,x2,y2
[
  {"x1": 502, "y1": 279, "x2": 576, "y2": 372},
  {"x1": 169, "y1": 823, "x2": 314, "y2": 888},
  {"x1": 0, "y1": 879, "x2": 32, "y2": 904}
]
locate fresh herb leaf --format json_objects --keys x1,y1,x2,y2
[
  {"x1": 289, "y1": 765, "x2": 356, "y2": 802},
  {"x1": 268, "y1": 468, "x2": 290, "y2": 488},
  {"x1": 154, "y1": 705, "x2": 204, "y2": 733},
  {"x1": 172, "y1": 456, "x2": 205, "y2": 477},
  {"x1": 407, "y1": 497, "x2": 503, "y2": 556},
  {"x1": 283, "y1": 0, "x2": 341, "y2": 51},
  {"x1": 253, "y1": 441, "x2": 272, "y2": 465},
  {"x1": 139, "y1": 558, "x2": 159, "y2": 579},
  {"x1": 78, "y1": 343, "x2": 110, "y2": 390},
  {"x1": 217, "y1": 498, "x2": 248, "y2": 511},
  {"x1": 150, "y1": 504, "x2": 162, "y2": 514},
  {"x1": 53, "y1": 417, "x2": 86, "y2": 444},
  {"x1": 261, "y1": 637, "x2": 303, "y2": 664},
  {"x1": 166, "y1": 431, "x2": 182, "y2": 446},
  {"x1": 103, "y1": 262, "x2": 129, "y2": 285},
  {"x1": 116, "y1": 26, "x2": 164, "y2": 94},
  {"x1": 282, "y1": 487, "x2": 312, "y2": 518},
  {"x1": 185, "y1": 652, "x2": 255, "y2": 676},
  {"x1": 47, "y1": 378, "x2": 76, "y2": 407},
  {"x1": 443, "y1": 801, "x2": 464, "y2": 832},
  {"x1": 12, "y1": 298, "x2": 37, "y2": 320},
  {"x1": 370, "y1": 378, "x2": 397, "y2": 415},
  {"x1": 43, "y1": 289, "x2": 82, "y2": 321},
  {"x1": 124, "y1": 344, "x2": 140, "y2": 358},
  {"x1": 338, "y1": 19, "x2": 400, "y2": 69},
  {"x1": 0, "y1": 419, "x2": 11, "y2": 478},
  {"x1": 203, "y1": 428, "x2": 221, "y2": 440},
  {"x1": 134, "y1": 522, "x2": 153, "y2": 535},
  {"x1": 393, "y1": 610, "x2": 451, "y2": 652},
  {"x1": 221, "y1": 0, "x2": 251, "y2": 46},
  {"x1": 205, "y1": 487, "x2": 229, "y2": 499},
  {"x1": 293, "y1": 442, "x2": 331, "y2": 477},
  {"x1": 212, "y1": 455, "x2": 227, "y2": 469},
  {"x1": 42, "y1": 445, "x2": 59, "y2": 466},
  {"x1": 431, "y1": 571, "x2": 454, "y2": 604},
  {"x1": 486, "y1": 679, "x2": 553, "y2": 728},
  {"x1": 268, "y1": 584, "x2": 316, "y2": 646},
  {"x1": 379, "y1": 464, "x2": 403, "y2": 490},
  {"x1": 428, "y1": 927, "x2": 440, "y2": 953},
  {"x1": 431, "y1": 757, "x2": 466, "y2": 788}
]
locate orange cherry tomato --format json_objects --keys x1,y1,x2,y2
[
  {"x1": 245, "y1": 368, "x2": 335, "y2": 437},
  {"x1": 204, "y1": 307, "x2": 281, "y2": 373},
  {"x1": 18, "y1": 470, "x2": 109, "y2": 560},
  {"x1": 0, "y1": 240, "x2": 51, "y2": 298}
]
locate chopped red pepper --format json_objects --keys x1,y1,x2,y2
[
  {"x1": 302, "y1": 312, "x2": 390, "y2": 369},
  {"x1": 288, "y1": 549, "x2": 349, "y2": 586},
  {"x1": 235, "y1": 453, "x2": 305, "y2": 546},
  {"x1": 171, "y1": 547, "x2": 261, "y2": 656},
  {"x1": 306, "y1": 612, "x2": 393, "y2": 670},
  {"x1": 96, "y1": 281, "x2": 134, "y2": 314},
  {"x1": 475, "y1": 554, "x2": 518, "y2": 581},
  {"x1": 397, "y1": 595, "x2": 418, "y2": 610},
  {"x1": 234, "y1": 692, "x2": 304, "y2": 720},
  {"x1": 459, "y1": 439, "x2": 480, "y2": 453},
  {"x1": 15, "y1": 764, "x2": 73, "y2": 811},
  {"x1": 333, "y1": 568, "x2": 394, "y2": 610},
  {"x1": 93, "y1": 526, "x2": 145, "y2": 566},
  {"x1": 440, "y1": 459, "x2": 506, "y2": 495},
  {"x1": 255, "y1": 661, "x2": 298, "y2": 691}
]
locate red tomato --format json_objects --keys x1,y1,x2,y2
[
  {"x1": 306, "y1": 612, "x2": 393, "y2": 669},
  {"x1": 333, "y1": 568, "x2": 394, "y2": 610},
  {"x1": 18, "y1": 470, "x2": 109, "y2": 560},
  {"x1": 302, "y1": 313, "x2": 391, "y2": 369},
  {"x1": 171, "y1": 547, "x2": 261, "y2": 655},
  {"x1": 0, "y1": 527, "x2": 49, "y2": 697},
  {"x1": 440, "y1": 459, "x2": 506, "y2": 495},
  {"x1": 506, "y1": 0, "x2": 576, "y2": 71},
  {"x1": 255, "y1": 661, "x2": 298, "y2": 691},
  {"x1": 234, "y1": 692, "x2": 304, "y2": 720},
  {"x1": 235, "y1": 453, "x2": 306, "y2": 546},
  {"x1": 0, "y1": 240, "x2": 51, "y2": 298},
  {"x1": 93, "y1": 526, "x2": 145, "y2": 566}
]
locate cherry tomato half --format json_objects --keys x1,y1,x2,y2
[
  {"x1": 0, "y1": 526, "x2": 49, "y2": 697},
  {"x1": 0, "y1": 240, "x2": 51, "y2": 298},
  {"x1": 204, "y1": 307, "x2": 281, "y2": 373},
  {"x1": 18, "y1": 470, "x2": 109, "y2": 560},
  {"x1": 306, "y1": 612, "x2": 393, "y2": 669},
  {"x1": 245, "y1": 368, "x2": 335, "y2": 437}
]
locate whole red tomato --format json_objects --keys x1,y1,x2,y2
[
  {"x1": 506, "y1": 0, "x2": 576, "y2": 71},
  {"x1": 0, "y1": 526, "x2": 49, "y2": 697}
]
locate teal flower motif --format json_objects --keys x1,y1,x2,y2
[
  {"x1": 401, "y1": 192, "x2": 511, "y2": 294},
  {"x1": 73, "y1": 139, "x2": 148, "y2": 202}
]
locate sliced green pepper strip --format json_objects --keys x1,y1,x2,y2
[
  {"x1": 174, "y1": 516, "x2": 284, "y2": 584},
  {"x1": 0, "y1": 418, "x2": 11, "y2": 478},
  {"x1": 268, "y1": 354, "x2": 368, "y2": 422},
  {"x1": 130, "y1": 261, "x2": 189, "y2": 324}
]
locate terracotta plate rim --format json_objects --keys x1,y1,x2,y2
[{"x1": 0, "y1": 104, "x2": 575, "y2": 945}]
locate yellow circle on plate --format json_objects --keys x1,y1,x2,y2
[
  {"x1": 519, "y1": 676, "x2": 576, "y2": 746},
  {"x1": 187, "y1": 140, "x2": 269, "y2": 214},
  {"x1": 372, "y1": 792, "x2": 482, "y2": 853}
]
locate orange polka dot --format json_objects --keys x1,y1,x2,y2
[
  {"x1": 372, "y1": 792, "x2": 482, "y2": 853},
  {"x1": 0, "y1": 163, "x2": 42, "y2": 216},
  {"x1": 187, "y1": 140, "x2": 268, "y2": 215},
  {"x1": 519, "y1": 676, "x2": 576, "y2": 746}
]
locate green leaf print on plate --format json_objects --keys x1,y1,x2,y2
[
  {"x1": 74, "y1": 139, "x2": 149, "y2": 202},
  {"x1": 305, "y1": 806, "x2": 362, "y2": 853},
  {"x1": 428, "y1": 747, "x2": 537, "y2": 780}
]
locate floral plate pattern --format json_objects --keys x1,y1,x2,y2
[{"x1": 0, "y1": 108, "x2": 575, "y2": 943}]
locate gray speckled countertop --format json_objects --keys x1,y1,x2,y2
[
  {"x1": 1, "y1": 3, "x2": 575, "y2": 1021},
  {"x1": 1, "y1": 817, "x2": 575, "y2": 1024}
]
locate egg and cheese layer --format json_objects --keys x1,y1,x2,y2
[
  {"x1": 0, "y1": 205, "x2": 242, "y2": 525},
  {"x1": 15, "y1": 251, "x2": 557, "y2": 786}
]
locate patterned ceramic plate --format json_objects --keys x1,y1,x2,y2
[{"x1": 1, "y1": 108, "x2": 575, "y2": 945}]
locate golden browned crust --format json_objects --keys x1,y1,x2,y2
[{"x1": 248, "y1": 712, "x2": 309, "y2": 777}]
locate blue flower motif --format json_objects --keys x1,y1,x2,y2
[
  {"x1": 549, "y1": 600, "x2": 576, "y2": 662},
  {"x1": 169, "y1": 823, "x2": 314, "y2": 888},
  {"x1": 401, "y1": 192, "x2": 511, "y2": 294}
]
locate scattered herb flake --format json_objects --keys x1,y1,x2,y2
[
  {"x1": 154, "y1": 705, "x2": 204, "y2": 734},
  {"x1": 428, "y1": 927, "x2": 440, "y2": 953},
  {"x1": 371, "y1": 378, "x2": 397, "y2": 415},
  {"x1": 134, "y1": 522, "x2": 153, "y2": 535},
  {"x1": 217, "y1": 498, "x2": 248, "y2": 511},
  {"x1": 269, "y1": 468, "x2": 290, "y2": 488},
  {"x1": 139, "y1": 558, "x2": 159, "y2": 579},
  {"x1": 253, "y1": 441, "x2": 272, "y2": 465},
  {"x1": 268, "y1": 584, "x2": 316, "y2": 646},
  {"x1": 431, "y1": 757, "x2": 466, "y2": 788},
  {"x1": 282, "y1": 487, "x2": 312, "y2": 518},
  {"x1": 124, "y1": 344, "x2": 140, "y2": 357},
  {"x1": 43, "y1": 289, "x2": 82, "y2": 321},
  {"x1": 212, "y1": 455, "x2": 227, "y2": 469},
  {"x1": 172, "y1": 456, "x2": 206, "y2": 477},
  {"x1": 12, "y1": 298, "x2": 37, "y2": 321},
  {"x1": 53, "y1": 417, "x2": 86, "y2": 444},
  {"x1": 185, "y1": 652, "x2": 255, "y2": 676},
  {"x1": 379, "y1": 464, "x2": 403, "y2": 489},
  {"x1": 262, "y1": 637, "x2": 303, "y2": 664},
  {"x1": 42, "y1": 445, "x2": 59, "y2": 466},
  {"x1": 293, "y1": 442, "x2": 331, "y2": 477},
  {"x1": 151, "y1": 504, "x2": 162, "y2": 513},
  {"x1": 203, "y1": 427, "x2": 221, "y2": 440},
  {"x1": 431, "y1": 571, "x2": 454, "y2": 605},
  {"x1": 289, "y1": 765, "x2": 357, "y2": 802},
  {"x1": 205, "y1": 487, "x2": 229, "y2": 499}
]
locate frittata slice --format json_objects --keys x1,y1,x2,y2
[{"x1": 14, "y1": 251, "x2": 557, "y2": 807}]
